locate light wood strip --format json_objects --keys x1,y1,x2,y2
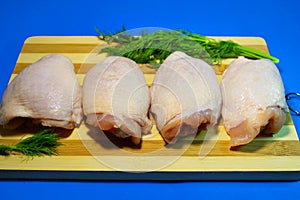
[
  {"x1": 165, "y1": 156, "x2": 300, "y2": 171},
  {"x1": 24, "y1": 36, "x2": 104, "y2": 44},
  {"x1": 212, "y1": 36, "x2": 267, "y2": 45},
  {"x1": 16, "y1": 53, "x2": 104, "y2": 64},
  {"x1": 1, "y1": 155, "x2": 299, "y2": 172}
]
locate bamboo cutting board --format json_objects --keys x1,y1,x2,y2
[{"x1": 0, "y1": 36, "x2": 299, "y2": 181}]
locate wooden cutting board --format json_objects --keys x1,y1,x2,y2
[{"x1": 0, "y1": 36, "x2": 299, "y2": 181}]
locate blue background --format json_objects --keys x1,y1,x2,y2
[{"x1": 0, "y1": 0, "x2": 299, "y2": 199}]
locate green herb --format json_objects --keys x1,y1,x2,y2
[
  {"x1": 100, "y1": 30, "x2": 211, "y2": 64},
  {"x1": 97, "y1": 27, "x2": 279, "y2": 65},
  {"x1": 178, "y1": 29, "x2": 279, "y2": 64},
  {"x1": 96, "y1": 25, "x2": 140, "y2": 45},
  {"x1": 0, "y1": 129, "x2": 62, "y2": 157}
]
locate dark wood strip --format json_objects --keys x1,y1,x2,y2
[
  {"x1": 21, "y1": 44, "x2": 101, "y2": 53},
  {"x1": 20, "y1": 43, "x2": 269, "y2": 54},
  {"x1": 1, "y1": 139, "x2": 299, "y2": 156},
  {"x1": 60, "y1": 139, "x2": 300, "y2": 157},
  {"x1": 43, "y1": 139, "x2": 300, "y2": 157}
]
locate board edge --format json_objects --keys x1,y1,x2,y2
[{"x1": 1, "y1": 169, "x2": 300, "y2": 181}]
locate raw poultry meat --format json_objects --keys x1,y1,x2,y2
[
  {"x1": 150, "y1": 51, "x2": 222, "y2": 143},
  {"x1": 220, "y1": 57, "x2": 288, "y2": 147},
  {"x1": 0, "y1": 54, "x2": 83, "y2": 129},
  {"x1": 83, "y1": 56, "x2": 152, "y2": 144}
]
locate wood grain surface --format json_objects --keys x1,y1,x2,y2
[{"x1": 0, "y1": 36, "x2": 299, "y2": 181}]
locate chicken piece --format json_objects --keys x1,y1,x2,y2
[
  {"x1": 220, "y1": 57, "x2": 288, "y2": 147},
  {"x1": 0, "y1": 54, "x2": 82, "y2": 129},
  {"x1": 83, "y1": 56, "x2": 152, "y2": 144},
  {"x1": 150, "y1": 51, "x2": 222, "y2": 143}
]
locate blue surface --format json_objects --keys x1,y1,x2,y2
[{"x1": 0, "y1": 0, "x2": 300, "y2": 199}]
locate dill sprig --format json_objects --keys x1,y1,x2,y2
[
  {"x1": 97, "y1": 27, "x2": 279, "y2": 65},
  {"x1": 178, "y1": 29, "x2": 279, "y2": 64},
  {"x1": 95, "y1": 25, "x2": 140, "y2": 45},
  {"x1": 0, "y1": 129, "x2": 62, "y2": 157},
  {"x1": 100, "y1": 30, "x2": 212, "y2": 65}
]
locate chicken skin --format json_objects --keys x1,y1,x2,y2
[
  {"x1": 83, "y1": 56, "x2": 152, "y2": 144},
  {"x1": 0, "y1": 54, "x2": 82, "y2": 129},
  {"x1": 220, "y1": 57, "x2": 287, "y2": 147},
  {"x1": 150, "y1": 51, "x2": 222, "y2": 143}
]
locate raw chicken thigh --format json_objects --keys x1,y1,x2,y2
[
  {"x1": 220, "y1": 57, "x2": 287, "y2": 147},
  {"x1": 83, "y1": 56, "x2": 152, "y2": 144},
  {"x1": 0, "y1": 54, "x2": 83, "y2": 129},
  {"x1": 150, "y1": 51, "x2": 222, "y2": 143}
]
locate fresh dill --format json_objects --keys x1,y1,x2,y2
[
  {"x1": 100, "y1": 30, "x2": 212, "y2": 64},
  {"x1": 96, "y1": 27, "x2": 279, "y2": 65},
  {"x1": 0, "y1": 129, "x2": 62, "y2": 157},
  {"x1": 96, "y1": 25, "x2": 139, "y2": 45}
]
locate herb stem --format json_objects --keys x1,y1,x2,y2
[{"x1": 236, "y1": 45, "x2": 279, "y2": 63}]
